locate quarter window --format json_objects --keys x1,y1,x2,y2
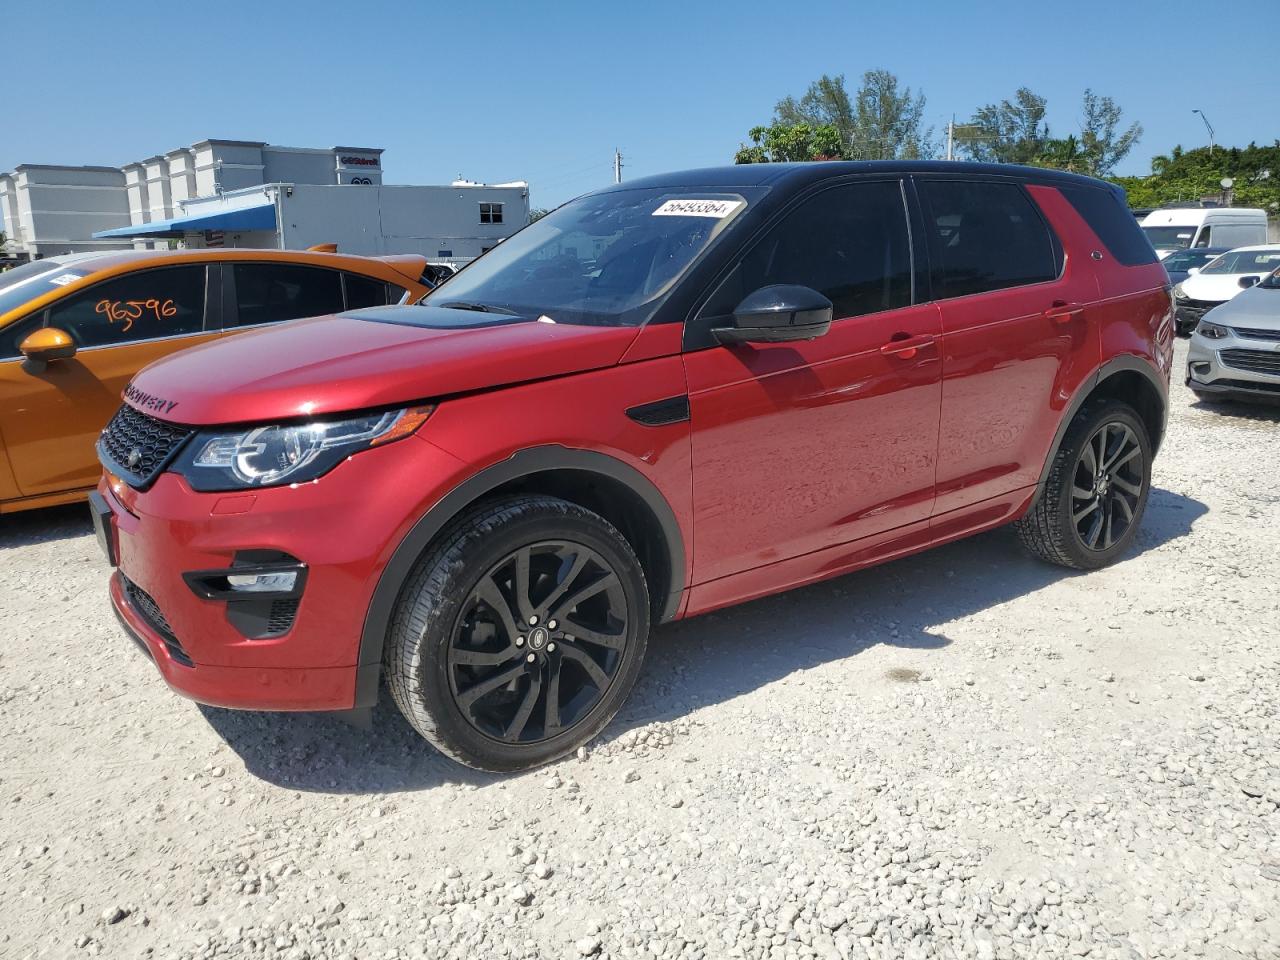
[
  {"x1": 701, "y1": 180, "x2": 913, "y2": 323},
  {"x1": 44, "y1": 266, "x2": 207, "y2": 349},
  {"x1": 480, "y1": 202, "x2": 504, "y2": 225},
  {"x1": 342, "y1": 272, "x2": 393, "y2": 310},
  {"x1": 231, "y1": 264, "x2": 345, "y2": 327},
  {"x1": 919, "y1": 180, "x2": 1059, "y2": 299}
]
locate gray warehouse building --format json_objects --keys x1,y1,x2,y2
[{"x1": 0, "y1": 140, "x2": 528, "y2": 266}]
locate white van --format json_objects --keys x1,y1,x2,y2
[{"x1": 1140, "y1": 207, "x2": 1268, "y2": 260}]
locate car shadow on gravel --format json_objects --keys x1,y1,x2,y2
[
  {"x1": 0, "y1": 503, "x2": 93, "y2": 549},
  {"x1": 1188, "y1": 397, "x2": 1280, "y2": 423},
  {"x1": 200, "y1": 487, "x2": 1206, "y2": 793}
]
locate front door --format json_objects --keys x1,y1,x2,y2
[
  {"x1": 0, "y1": 264, "x2": 216, "y2": 497},
  {"x1": 683, "y1": 179, "x2": 943, "y2": 586}
]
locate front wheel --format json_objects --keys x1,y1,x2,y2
[
  {"x1": 385, "y1": 495, "x2": 650, "y2": 771},
  {"x1": 1016, "y1": 400, "x2": 1153, "y2": 570}
]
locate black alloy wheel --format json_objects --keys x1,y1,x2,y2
[
  {"x1": 449, "y1": 541, "x2": 629, "y2": 744},
  {"x1": 1070, "y1": 421, "x2": 1145, "y2": 553}
]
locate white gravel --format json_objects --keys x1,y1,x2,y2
[{"x1": 3, "y1": 339, "x2": 1278, "y2": 959}]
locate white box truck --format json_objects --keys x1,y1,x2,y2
[{"x1": 1140, "y1": 206, "x2": 1268, "y2": 260}]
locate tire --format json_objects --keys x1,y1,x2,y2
[
  {"x1": 385, "y1": 495, "x2": 650, "y2": 772},
  {"x1": 1016, "y1": 399, "x2": 1153, "y2": 571}
]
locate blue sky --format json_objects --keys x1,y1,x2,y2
[{"x1": 4, "y1": 0, "x2": 1273, "y2": 209}]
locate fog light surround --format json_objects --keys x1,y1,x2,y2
[
  {"x1": 226, "y1": 571, "x2": 299, "y2": 593},
  {"x1": 184, "y1": 559, "x2": 307, "y2": 601}
]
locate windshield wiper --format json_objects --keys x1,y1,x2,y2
[{"x1": 438, "y1": 300, "x2": 502, "y2": 313}]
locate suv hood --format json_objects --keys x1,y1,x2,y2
[
  {"x1": 1181, "y1": 272, "x2": 1256, "y2": 303},
  {"x1": 1204, "y1": 285, "x2": 1280, "y2": 331},
  {"x1": 125, "y1": 306, "x2": 642, "y2": 426}
]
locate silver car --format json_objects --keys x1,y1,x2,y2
[{"x1": 1187, "y1": 267, "x2": 1280, "y2": 403}]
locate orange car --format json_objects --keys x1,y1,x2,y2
[{"x1": 0, "y1": 248, "x2": 434, "y2": 513}]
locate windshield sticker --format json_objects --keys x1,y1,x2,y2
[
  {"x1": 652, "y1": 199, "x2": 744, "y2": 219},
  {"x1": 96, "y1": 298, "x2": 177, "y2": 334},
  {"x1": 48, "y1": 273, "x2": 82, "y2": 286}
]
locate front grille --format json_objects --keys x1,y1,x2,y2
[
  {"x1": 98, "y1": 405, "x2": 194, "y2": 489},
  {"x1": 265, "y1": 598, "x2": 301, "y2": 636},
  {"x1": 1220, "y1": 349, "x2": 1280, "y2": 377},
  {"x1": 1205, "y1": 378, "x2": 1280, "y2": 395},
  {"x1": 1231, "y1": 326, "x2": 1280, "y2": 343},
  {"x1": 121, "y1": 575, "x2": 194, "y2": 667},
  {"x1": 1177, "y1": 297, "x2": 1218, "y2": 313}
]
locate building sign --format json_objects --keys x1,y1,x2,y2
[{"x1": 341, "y1": 156, "x2": 379, "y2": 167}]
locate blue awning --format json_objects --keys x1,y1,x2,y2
[{"x1": 93, "y1": 201, "x2": 277, "y2": 238}]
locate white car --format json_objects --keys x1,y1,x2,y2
[
  {"x1": 1173, "y1": 245, "x2": 1280, "y2": 335},
  {"x1": 1187, "y1": 266, "x2": 1280, "y2": 403}
]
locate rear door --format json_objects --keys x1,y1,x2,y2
[
  {"x1": 916, "y1": 177, "x2": 1097, "y2": 515},
  {"x1": 684, "y1": 178, "x2": 943, "y2": 584},
  {"x1": 0, "y1": 263, "x2": 217, "y2": 496}
]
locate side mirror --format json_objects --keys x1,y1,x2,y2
[
  {"x1": 713, "y1": 284, "x2": 833, "y2": 345},
  {"x1": 20, "y1": 327, "x2": 76, "y2": 372},
  {"x1": 1238, "y1": 275, "x2": 1261, "y2": 289},
  {"x1": 1186, "y1": 267, "x2": 1200, "y2": 276}
]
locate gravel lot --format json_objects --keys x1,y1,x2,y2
[{"x1": 3, "y1": 338, "x2": 1278, "y2": 960}]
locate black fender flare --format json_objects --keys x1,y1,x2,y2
[
  {"x1": 353, "y1": 445, "x2": 686, "y2": 708},
  {"x1": 1030, "y1": 354, "x2": 1168, "y2": 505}
]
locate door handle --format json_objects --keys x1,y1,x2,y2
[
  {"x1": 880, "y1": 333, "x2": 936, "y2": 360},
  {"x1": 1045, "y1": 300, "x2": 1084, "y2": 324}
]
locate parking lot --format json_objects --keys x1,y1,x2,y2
[{"x1": 2, "y1": 336, "x2": 1277, "y2": 960}]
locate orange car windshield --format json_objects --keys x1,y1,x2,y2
[{"x1": 0, "y1": 261, "x2": 90, "y2": 318}]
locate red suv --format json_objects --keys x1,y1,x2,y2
[{"x1": 92, "y1": 163, "x2": 1173, "y2": 771}]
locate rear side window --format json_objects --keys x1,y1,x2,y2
[
  {"x1": 919, "y1": 180, "x2": 1059, "y2": 299},
  {"x1": 45, "y1": 266, "x2": 208, "y2": 348},
  {"x1": 231, "y1": 263, "x2": 345, "y2": 327},
  {"x1": 1059, "y1": 185, "x2": 1159, "y2": 266},
  {"x1": 343, "y1": 272, "x2": 393, "y2": 309}
]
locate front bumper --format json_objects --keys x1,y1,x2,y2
[
  {"x1": 1174, "y1": 301, "x2": 1217, "y2": 331},
  {"x1": 97, "y1": 434, "x2": 468, "y2": 712},
  {"x1": 1186, "y1": 330, "x2": 1280, "y2": 399}
]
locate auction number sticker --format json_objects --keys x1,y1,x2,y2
[
  {"x1": 48, "y1": 274, "x2": 81, "y2": 286},
  {"x1": 652, "y1": 199, "x2": 744, "y2": 218}
]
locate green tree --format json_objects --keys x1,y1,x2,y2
[
  {"x1": 527, "y1": 208, "x2": 550, "y2": 224},
  {"x1": 764, "y1": 71, "x2": 934, "y2": 161},
  {"x1": 1078, "y1": 89, "x2": 1143, "y2": 177},
  {"x1": 1036, "y1": 134, "x2": 1086, "y2": 172},
  {"x1": 1110, "y1": 142, "x2": 1280, "y2": 215},
  {"x1": 961, "y1": 87, "x2": 1049, "y2": 164},
  {"x1": 734, "y1": 122, "x2": 845, "y2": 164}
]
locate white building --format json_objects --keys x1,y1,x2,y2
[{"x1": 0, "y1": 140, "x2": 528, "y2": 266}]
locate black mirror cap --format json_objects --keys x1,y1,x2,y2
[
  {"x1": 714, "y1": 284, "x2": 834, "y2": 344},
  {"x1": 1239, "y1": 275, "x2": 1261, "y2": 289}
]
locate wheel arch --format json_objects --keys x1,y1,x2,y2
[
  {"x1": 1031, "y1": 356, "x2": 1168, "y2": 507},
  {"x1": 354, "y1": 446, "x2": 686, "y2": 707}
]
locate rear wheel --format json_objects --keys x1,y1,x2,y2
[
  {"x1": 385, "y1": 495, "x2": 649, "y2": 771},
  {"x1": 1016, "y1": 399, "x2": 1152, "y2": 570}
]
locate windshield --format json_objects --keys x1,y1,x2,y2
[
  {"x1": 1141, "y1": 225, "x2": 1197, "y2": 250},
  {"x1": 1200, "y1": 249, "x2": 1280, "y2": 275},
  {"x1": 1162, "y1": 250, "x2": 1219, "y2": 271},
  {"x1": 422, "y1": 187, "x2": 756, "y2": 326},
  {"x1": 0, "y1": 260, "x2": 88, "y2": 318}
]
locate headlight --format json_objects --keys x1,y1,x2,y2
[
  {"x1": 1196, "y1": 321, "x2": 1230, "y2": 340},
  {"x1": 177, "y1": 406, "x2": 434, "y2": 490},
  {"x1": 1173, "y1": 284, "x2": 1187, "y2": 300}
]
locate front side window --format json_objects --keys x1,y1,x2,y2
[
  {"x1": 920, "y1": 180, "x2": 1059, "y2": 300},
  {"x1": 231, "y1": 263, "x2": 345, "y2": 327},
  {"x1": 1193, "y1": 227, "x2": 1212, "y2": 248},
  {"x1": 423, "y1": 187, "x2": 754, "y2": 327},
  {"x1": 699, "y1": 180, "x2": 913, "y2": 323},
  {"x1": 480, "y1": 202, "x2": 504, "y2": 224},
  {"x1": 45, "y1": 266, "x2": 207, "y2": 349}
]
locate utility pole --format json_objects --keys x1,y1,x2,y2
[
  {"x1": 613, "y1": 148, "x2": 623, "y2": 184},
  {"x1": 946, "y1": 117, "x2": 955, "y2": 162},
  {"x1": 1192, "y1": 109, "x2": 1215, "y2": 157}
]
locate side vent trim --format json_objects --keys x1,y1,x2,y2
[{"x1": 626, "y1": 395, "x2": 690, "y2": 427}]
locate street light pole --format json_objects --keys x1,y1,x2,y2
[{"x1": 1192, "y1": 109, "x2": 1215, "y2": 157}]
